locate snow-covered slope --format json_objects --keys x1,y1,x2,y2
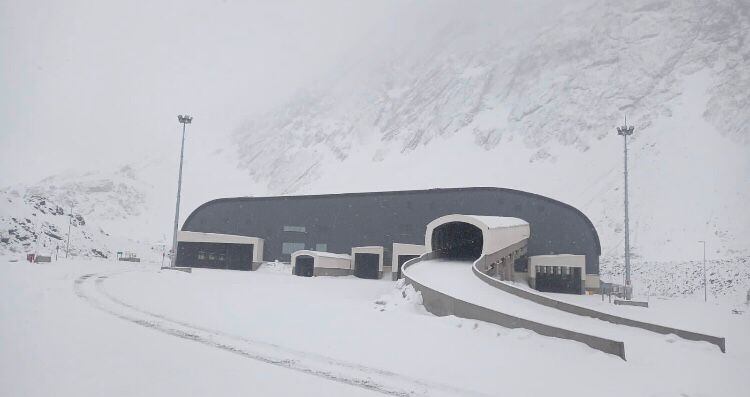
[
  {"x1": 232, "y1": 0, "x2": 750, "y2": 261},
  {"x1": 2, "y1": 0, "x2": 747, "y2": 264},
  {"x1": 0, "y1": 161, "x2": 174, "y2": 260}
]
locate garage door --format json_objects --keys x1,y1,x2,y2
[
  {"x1": 227, "y1": 244, "x2": 254, "y2": 271},
  {"x1": 396, "y1": 254, "x2": 420, "y2": 279},
  {"x1": 353, "y1": 253, "x2": 380, "y2": 279},
  {"x1": 295, "y1": 255, "x2": 315, "y2": 277},
  {"x1": 535, "y1": 266, "x2": 582, "y2": 294}
]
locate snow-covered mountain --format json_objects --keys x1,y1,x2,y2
[
  {"x1": 232, "y1": 0, "x2": 750, "y2": 261},
  {"x1": 2, "y1": 0, "x2": 747, "y2": 265},
  {"x1": 0, "y1": 161, "x2": 174, "y2": 261}
]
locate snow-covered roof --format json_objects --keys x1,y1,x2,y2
[
  {"x1": 177, "y1": 231, "x2": 263, "y2": 245},
  {"x1": 468, "y1": 215, "x2": 529, "y2": 229},
  {"x1": 425, "y1": 214, "x2": 530, "y2": 255},
  {"x1": 292, "y1": 250, "x2": 351, "y2": 260},
  {"x1": 426, "y1": 214, "x2": 528, "y2": 231}
]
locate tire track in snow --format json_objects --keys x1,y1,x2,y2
[{"x1": 75, "y1": 271, "x2": 489, "y2": 397}]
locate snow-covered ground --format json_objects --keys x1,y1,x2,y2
[{"x1": 2, "y1": 257, "x2": 748, "y2": 396}]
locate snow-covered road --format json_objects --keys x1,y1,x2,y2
[{"x1": 2, "y1": 258, "x2": 749, "y2": 396}]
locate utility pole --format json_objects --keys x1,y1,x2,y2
[
  {"x1": 617, "y1": 116, "x2": 635, "y2": 300},
  {"x1": 65, "y1": 203, "x2": 74, "y2": 258},
  {"x1": 171, "y1": 115, "x2": 192, "y2": 267},
  {"x1": 698, "y1": 240, "x2": 707, "y2": 302}
]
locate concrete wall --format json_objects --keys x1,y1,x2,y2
[
  {"x1": 314, "y1": 267, "x2": 351, "y2": 277},
  {"x1": 473, "y1": 262, "x2": 726, "y2": 353},
  {"x1": 401, "y1": 251, "x2": 627, "y2": 360},
  {"x1": 475, "y1": 240, "x2": 528, "y2": 282},
  {"x1": 291, "y1": 250, "x2": 352, "y2": 276}
]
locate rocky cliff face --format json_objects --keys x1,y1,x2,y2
[
  {"x1": 0, "y1": 164, "x2": 170, "y2": 260},
  {"x1": 234, "y1": 0, "x2": 748, "y2": 191},
  {"x1": 231, "y1": 0, "x2": 750, "y2": 260}
]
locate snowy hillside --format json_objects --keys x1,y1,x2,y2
[
  {"x1": 232, "y1": 0, "x2": 750, "y2": 261},
  {"x1": 0, "y1": 161, "x2": 174, "y2": 260},
  {"x1": 601, "y1": 256, "x2": 750, "y2": 300}
]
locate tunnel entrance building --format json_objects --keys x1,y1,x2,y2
[
  {"x1": 291, "y1": 250, "x2": 352, "y2": 277},
  {"x1": 431, "y1": 222, "x2": 484, "y2": 260},
  {"x1": 425, "y1": 215, "x2": 531, "y2": 284},
  {"x1": 180, "y1": 187, "x2": 603, "y2": 291}
]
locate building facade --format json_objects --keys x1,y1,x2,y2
[{"x1": 179, "y1": 187, "x2": 601, "y2": 285}]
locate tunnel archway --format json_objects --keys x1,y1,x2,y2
[{"x1": 430, "y1": 221, "x2": 484, "y2": 260}]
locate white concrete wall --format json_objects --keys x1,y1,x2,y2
[
  {"x1": 316, "y1": 255, "x2": 352, "y2": 270},
  {"x1": 391, "y1": 243, "x2": 426, "y2": 268},
  {"x1": 291, "y1": 250, "x2": 352, "y2": 270},
  {"x1": 585, "y1": 274, "x2": 601, "y2": 290},
  {"x1": 482, "y1": 225, "x2": 530, "y2": 255},
  {"x1": 351, "y1": 246, "x2": 384, "y2": 272},
  {"x1": 178, "y1": 231, "x2": 264, "y2": 262}
]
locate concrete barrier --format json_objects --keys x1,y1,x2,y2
[
  {"x1": 614, "y1": 299, "x2": 649, "y2": 308},
  {"x1": 161, "y1": 266, "x2": 192, "y2": 273},
  {"x1": 401, "y1": 253, "x2": 627, "y2": 360},
  {"x1": 472, "y1": 263, "x2": 726, "y2": 353}
]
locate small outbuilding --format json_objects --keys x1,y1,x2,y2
[
  {"x1": 528, "y1": 254, "x2": 586, "y2": 294},
  {"x1": 351, "y1": 246, "x2": 384, "y2": 279},
  {"x1": 391, "y1": 243, "x2": 426, "y2": 280},
  {"x1": 176, "y1": 231, "x2": 264, "y2": 271},
  {"x1": 291, "y1": 250, "x2": 352, "y2": 277}
]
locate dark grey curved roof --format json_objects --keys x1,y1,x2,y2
[{"x1": 182, "y1": 187, "x2": 601, "y2": 274}]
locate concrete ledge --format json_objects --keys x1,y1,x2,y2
[
  {"x1": 161, "y1": 267, "x2": 192, "y2": 273},
  {"x1": 402, "y1": 253, "x2": 626, "y2": 360},
  {"x1": 313, "y1": 267, "x2": 352, "y2": 277},
  {"x1": 472, "y1": 263, "x2": 726, "y2": 353},
  {"x1": 614, "y1": 299, "x2": 649, "y2": 308}
]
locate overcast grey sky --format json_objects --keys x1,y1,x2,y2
[{"x1": 0, "y1": 0, "x2": 404, "y2": 185}]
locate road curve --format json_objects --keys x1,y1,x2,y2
[{"x1": 73, "y1": 271, "x2": 490, "y2": 397}]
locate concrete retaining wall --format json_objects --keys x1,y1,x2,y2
[
  {"x1": 401, "y1": 252, "x2": 627, "y2": 360},
  {"x1": 314, "y1": 267, "x2": 352, "y2": 277},
  {"x1": 472, "y1": 264, "x2": 726, "y2": 353}
]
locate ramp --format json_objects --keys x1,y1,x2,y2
[{"x1": 403, "y1": 255, "x2": 626, "y2": 359}]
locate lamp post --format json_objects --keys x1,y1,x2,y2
[
  {"x1": 171, "y1": 114, "x2": 192, "y2": 267},
  {"x1": 698, "y1": 240, "x2": 707, "y2": 302},
  {"x1": 65, "y1": 203, "x2": 74, "y2": 258},
  {"x1": 617, "y1": 116, "x2": 635, "y2": 300}
]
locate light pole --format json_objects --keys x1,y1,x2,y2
[
  {"x1": 65, "y1": 203, "x2": 74, "y2": 258},
  {"x1": 698, "y1": 240, "x2": 707, "y2": 301},
  {"x1": 617, "y1": 116, "x2": 635, "y2": 300},
  {"x1": 171, "y1": 114, "x2": 192, "y2": 267}
]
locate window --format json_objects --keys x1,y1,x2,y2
[
  {"x1": 315, "y1": 243, "x2": 327, "y2": 252},
  {"x1": 283, "y1": 226, "x2": 306, "y2": 233},
  {"x1": 282, "y1": 242, "x2": 305, "y2": 254},
  {"x1": 218, "y1": 254, "x2": 225, "y2": 262},
  {"x1": 208, "y1": 253, "x2": 216, "y2": 261},
  {"x1": 198, "y1": 251, "x2": 206, "y2": 260}
]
